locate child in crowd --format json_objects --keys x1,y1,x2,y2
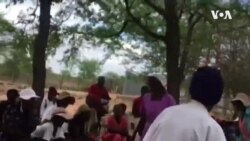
[
  {"x1": 102, "y1": 104, "x2": 129, "y2": 141},
  {"x1": 31, "y1": 113, "x2": 71, "y2": 141}
]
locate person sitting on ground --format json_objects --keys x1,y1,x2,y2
[
  {"x1": 132, "y1": 86, "x2": 149, "y2": 140},
  {"x1": 31, "y1": 112, "x2": 71, "y2": 141},
  {"x1": 102, "y1": 104, "x2": 129, "y2": 141},
  {"x1": 0, "y1": 89, "x2": 19, "y2": 128},
  {"x1": 231, "y1": 93, "x2": 250, "y2": 141},
  {"x1": 1, "y1": 89, "x2": 20, "y2": 140},
  {"x1": 143, "y1": 66, "x2": 226, "y2": 141},
  {"x1": 86, "y1": 76, "x2": 111, "y2": 125},
  {"x1": 41, "y1": 91, "x2": 75, "y2": 140},
  {"x1": 68, "y1": 104, "x2": 93, "y2": 141},
  {"x1": 40, "y1": 87, "x2": 58, "y2": 119},
  {"x1": 2, "y1": 88, "x2": 40, "y2": 141},
  {"x1": 41, "y1": 91, "x2": 75, "y2": 122}
]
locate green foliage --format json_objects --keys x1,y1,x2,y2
[
  {"x1": 0, "y1": 14, "x2": 15, "y2": 33},
  {"x1": 221, "y1": 25, "x2": 250, "y2": 96},
  {"x1": 78, "y1": 59, "x2": 102, "y2": 80}
]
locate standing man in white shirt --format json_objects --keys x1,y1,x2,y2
[
  {"x1": 143, "y1": 66, "x2": 227, "y2": 141},
  {"x1": 40, "y1": 87, "x2": 58, "y2": 119}
]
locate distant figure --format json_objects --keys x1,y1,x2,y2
[
  {"x1": 143, "y1": 67, "x2": 226, "y2": 141},
  {"x1": 40, "y1": 87, "x2": 58, "y2": 119},
  {"x1": 2, "y1": 88, "x2": 39, "y2": 141},
  {"x1": 141, "y1": 76, "x2": 176, "y2": 139},
  {"x1": 231, "y1": 93, "x2": 250, "y2": 141},
  {"x1": 132, "y1": 86, "x2": 149, "y2": 118},
  {"x1": 132, "y1": 86, "x2": 149, "y2": 140},
  {"x1": 31, "y1": 112, "x2": 71, "y2": 141},
  {"x1": 86, "y1": 76, "x2": 111, "y2": 124},
  {"x1": 102, "y1": 104, "x2": 129, "y2": 141},
  {"x1": 68, "y1": 104, "x2": 93, "y2": 141}
]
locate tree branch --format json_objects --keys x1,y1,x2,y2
[
  {"x1": 102, "y1": 20, "x2": 129, "y2": 37},
  {"x1": 124, "y1": 0, "x2": 165, "y2": 41},
  {"x1": 144, "y1": 0, "x2": 166, "y2": 18},
  {"x1": 179, "y1": 13, "x2": 202, "y2": 80}
]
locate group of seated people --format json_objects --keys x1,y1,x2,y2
[
  {"x1": 0, "y1": 85, "x2": 135, "y2": 141},
  {"x1": 0, "y1": 87, "x2": 98, "y2": 141}
]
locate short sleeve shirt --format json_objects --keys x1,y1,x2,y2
[{"x1": 143, "y1": 100, "x2": 226, "y2": 141}]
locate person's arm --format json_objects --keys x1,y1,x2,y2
[
  {"x1": 103, "y1": 88, "x2": 111, "y2": 100},
  {"x1": 40, "y1": 98, "x2": 46, "y2": 118}
]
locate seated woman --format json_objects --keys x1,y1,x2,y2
[
  {"x1": 31, "y1": 113, "x2": 70, "y2": 141},
  {"x1": 68, "y1": 104, "x2": 94, "y2": 141},
  {"x1": 102, "y1": 104, "x2": 129, "y2": 141}
]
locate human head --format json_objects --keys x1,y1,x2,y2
[
  {"x1": 147, "y1": 76, "x2": 166, "y2": 96},
  {"x1": 48, "y1": 87, "x2": 58, "y2": 101},
  {"x1": 56, "y1": 91, "x2": 75, "y2": 108},
  {"x1": 119, "y1": 103, "x2": 127, "y2": 115},
  {"x1": 113, "y1": 104, "x2": 123, "y2": 117},
  {"x1": 189, "y1": 66, "x2": 224, "y2": 110},
  {"x1": 75, "y1": 104, "x2": 91, "y2": 121},
  {"x1": 97, "y1": 76, "x2": 105, "y2": 87},
  {"x1": 6, "y1": 89, "x2": 19, "y2": 103},
  {"x1": 141, "y1": 86, "x2": 149, "y2": 96},
  {"x1": 19, "y1": 88, "x2": 39, "y2": 112}
]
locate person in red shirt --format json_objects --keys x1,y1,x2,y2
[
  {"x1": 132, "y1": 86, "x2": 149, "y2": 140},
  {"x1": 86, "y1": 76, "x2": 111, "y2": 125}
]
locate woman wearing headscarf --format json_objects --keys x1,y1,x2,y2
[
  {"x1": 231, "y1": 93, "x2": 250, "y2": 141},
  {"x1": 68, "y1": 104, "x2": 94, "y2": 141},
  {"x1": 141, "y1": 76, "x2": 176, "y2": 139}
]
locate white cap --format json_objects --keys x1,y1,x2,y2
[
  {"x1": 19, "y1": 88, "x2": 39, "y2": 100},
  {"x1": 231, "y1": 93, "x2": 250, "y2": 106}
]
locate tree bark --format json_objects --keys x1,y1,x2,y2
[
  {"x1": 165, "y1": 0, "x2": 181, "y2": 103},
  {"x1": 32, "y1": 0, "x2": 51, "y2": 98}
]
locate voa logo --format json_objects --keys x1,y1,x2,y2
[{"x1": 211, "y1": 10, "x2": 232, "y2": 20}]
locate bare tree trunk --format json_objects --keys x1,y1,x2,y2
[
  {"x1": 32, "y1": 0, "x2": 51, "y2": 98},
  {"x1": 165, "y1": 0, "x2": 181, "y2": 103}
]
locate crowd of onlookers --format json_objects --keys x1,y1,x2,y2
[{"x1": 0, "y1": 66, "x2": 250, "y2": 141}]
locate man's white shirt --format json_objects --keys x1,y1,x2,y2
[
  {"x1": 40, "y1": 95, "x2": 57, "y2": 119},
  {"x1": 31, "y1": 122, "x2": 66, "y2": 141},
  {"x1": 143, "y1": 100, "x2": 226, "y2": 141},
  {"x1": 41, "y1": 106, "x2": 69, "y2": 136}
]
